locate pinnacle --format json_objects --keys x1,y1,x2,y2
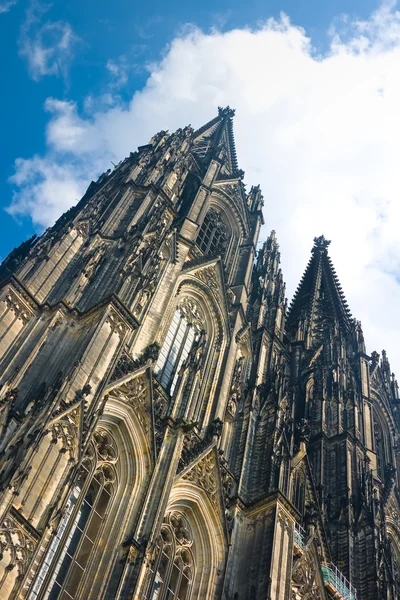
[
  {"x1": 218, "y1": 106, "x2": 236, "y2": 118},
  {"x1": 313, "y1": 235, "x2": 331, "y2": 252},
  {"x1": 287, "y1": 236, "x2": 352, "y2": 334}
]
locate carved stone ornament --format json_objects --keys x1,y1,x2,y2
[
  {"x1": 0, "y1": 512, "x2": 36, "y2": 580},
  {"x1": 177, "y1": 297, "x2": 205, "y2": 332},
  {"x1": 193, "y1": 265, "x2": 220, "y2": 299},
  {"x1": 182, "y1": 451, "x2": 218, "y2": 511},
  {"x1": 4, "y1": 289, "x2": 33, "y2": 324},
  {"x1": 106, "y1": 310, "x2": 129, "y2": 338},
  {"x1": 291, "y1": 550, "x2": 322, "y2": 600},
  {"x1": 110, "y1": 348, "x2": 139, "y2": 383},
  {"x1": 110, "y1": 374, "x2": 149, "y2": 433}
]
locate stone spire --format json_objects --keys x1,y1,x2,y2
[
  {"x1": 251, "y1": 230, "x2": 286, "y2": 336},
  {"x1": 286, "y1": 235, "x2": 352, "y2": 345},
  {"x1": 191, "y1": 106, "x2": 243, "y2": 178}
]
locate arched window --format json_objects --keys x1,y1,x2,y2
[
  {"x1": 389, "y1": 536, "x2": 400, "y2": 595},
  {"x1": 156, "y1": 299, "x2": 205, "y2": 395},
  {"x1": 29, "y1": 429, "x2": 118, "y2": 600},
  {"x1": 196, "y1": 209, "x2": 228, "y2": 257},
  {"x1": 374, "y1": 419, "x2": 386, "y2": 481},
  {"x1": 292, "y1": 470, "x2": 305, "y2": 515},
  {"x1": 146, "y1": 512, "x2": 194, "y2": 600}
]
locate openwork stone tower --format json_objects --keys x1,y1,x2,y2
[{"x1": 0, "y1": 108, "x2": 400, "y2": 600}]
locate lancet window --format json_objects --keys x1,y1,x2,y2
[
  {"x1": 29, "y1": 429, "x2": 118, "y2": 600},
  {"x1": 374, "y1": 418, "x2": 386, "y2": 481},
  {"x1": 156, "y1": 299, "x2": 206, "y2": 395},
  {"x1": 196, "y1": 209, "x2": 228, "y2": 257},
  {"x1": 389, "y1": 536, "x2": 400, "y2": 594},
  {"x1": 145, "y1": 512, "x2": 194, "y2": 600},
  {"x1": 292, "y1": 470, "x2": 305, "y2": 515}
]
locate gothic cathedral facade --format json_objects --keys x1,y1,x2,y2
[{"x1": 0, "y1": 107, "x2": 400, "y2": 600}]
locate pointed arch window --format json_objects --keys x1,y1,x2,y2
[
  {"x1": 196, "y1": 209, "x2": 228, "y2": 257},
  {"x1": 292, "y1": 470, "x2": 305, "y2": 515},
  {"x1": 146, "y1": 512, "x2": 194, "y2": 600},
  {"x1": 156, "y1": 300, "x2": 205, "y2": 395},
  {"x1": 29, "y1": 429, "x2": 118, "y2": 600},
  {"x1": 374, "y1": 419, "x2": 386, "y2": 481},
  {"x1": 389, "y1": 536, "x2": 400, "y2": 594}
]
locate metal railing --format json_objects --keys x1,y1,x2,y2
[
  {"x1": 293, "y1": 522, "x2": 306, "y2": 549},
  {"x1": 321, "y1": 563, "x2": 357, "y2": 600}
]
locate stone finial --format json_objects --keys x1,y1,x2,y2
[
  {"x1": 234, "y1": 168, "x2": 245, "y2": 180},
  {"x1": 370, "y1": 351, "x2": 380, "y2": 368},
  {"x1": 313, "y1": 235, "x2": 331, "y2": 252},
  {"x1": 218, "y1": 106, "x2": 236, "y2": 118},
  {"x1": 247, "y1": 185, "x2": 264, "y2": 212}
]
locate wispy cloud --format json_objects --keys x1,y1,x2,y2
[
  {"x1": 106, "y1": 56, "x2": 129, "y2": 88},
  {"x1": 135, "y1": 15, "x2": 164, "y2": 40},
  {"x1": 18, "y1": 0, "x2": 78, "y2": 81},
  {"x1": 0, "y1": 0, "x2": 18, "y2": 14},
  {"x1": 7, "y1": 1, "x2": 400, "y2": 370}
]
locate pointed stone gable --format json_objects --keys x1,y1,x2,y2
[
  {"x1": 106, "y1": 369, "x2": 150, "y2": 434},
  {"x1": 192, "y1": 106, "x2": 239, "y2": 176},
  {"x1": 182, "y1": 450, "x2": 218, "y2": 509},
  {"x1": 178, "y1": 447, "x2": 230, "y2": 536}
]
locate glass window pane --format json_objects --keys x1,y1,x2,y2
[
  {"x1": 30, "y1": 488, "x2": 80, "y2": 600},
  {"x1": 95, "y1": 486, "x2": 111, "y2": 516},
  {"x1": 159, "y1": 551, "x2": 170, "y2": 579},
  {"x1": 85, "y1": 510, "x2": 102, "y2": 543},
  {"x1": 86, "y1": 488, "x2": 110, "y2": 542},
  {"x1": 156, "y1": 312, "x2": 181, "y2": 372},
  {"x1": 64, "y1": 522, "x2": 84, "y2": 559},
  {"x1": 178, "y1": 573, "x2": 190, "y2": 600},
  {"x1": 149, "y1": 573, "x2": 164, "y2": 600},
  {"x1": 53, "y1": 551, "x2": 73, "y2": 587},
  {"x1": 46, "y1": 581, "x2": 62, "y2": 600},
  {"x1": 84, "y1": 479, "x2": 100, "y2": 508},
  {"x1": 74, "y1": 535, "x2": 94, "y2": 570},
  {"x1": 63, "y1": 561, "x2": 85, "y2": 596},
  {"x1": 168, "y1": 563, "x2": 180, "y2": 593}
]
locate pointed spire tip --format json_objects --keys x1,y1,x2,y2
[
  {"x1": 218, "y1": 106, "x2": 236, "y2": 118},
  {"x1": 313, "y1": 235, "x2": 331, "y2": 252}
]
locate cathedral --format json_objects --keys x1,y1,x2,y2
[{"x1": 1, "y1": 106, "x2": 400, "y2": 600}]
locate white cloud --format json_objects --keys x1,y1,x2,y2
[
  {"x1": 18, "y1": 1, "x2": 78, "y2": 81},
  {"x1": 8, "y1": 155, "x2": 90, "y2": 226},
  {"x1": 0, "y1": 0, "x2": 17, "y2": 14},
  {"x1": 106, "y1": 56, "x2": 129, "y2": 88},
  {"x1": 8, "y1": 1, "x2": 400, "y2": 370}
]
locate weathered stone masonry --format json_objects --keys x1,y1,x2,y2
[{"x1": 0, "y1": 107, "x2": 400, "y2": 600}]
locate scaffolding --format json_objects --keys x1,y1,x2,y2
[
  {"x1": 321, "y1": 563, "x2": 357, "y2": 600},
  {"x1": 293, "y1": 522, "x2": 306, "y2": 550}
]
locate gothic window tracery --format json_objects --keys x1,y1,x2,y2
[
  {"x1": 196, "y1": 209, "x2": 228, "y2": 257},
  {"x1": 374, "y1": 418, "x2": 386, "y2": 481},
  {"x1": 292, "y1": 470, "x2": 305, "y2": 515},
  {"x1": 146, "y1": 512, "x2": 194, "y2": 600},
  {"x1": 29, "y1": 429, "x2": 118, "y2": 600},
  {"x1": 156, "y1": 299, "x2": 206, "y2": 395},
  {"x1": 372, "y1": 406, "x2": 393, "y2": 483},
  {"x1": 389, "y1": 536, "x2": 400, "y2": 594}
]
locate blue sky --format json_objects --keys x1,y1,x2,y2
[
  {"x1": 0, "y1": 0, "x2": 381, "y2": 257},
  {"x1": 1, "y1": 0, "x2": 400, "y2": 370}
]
